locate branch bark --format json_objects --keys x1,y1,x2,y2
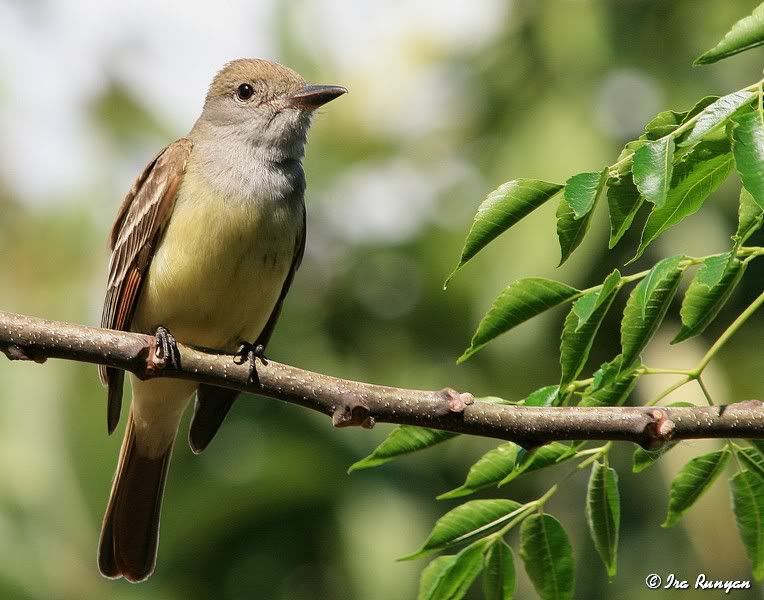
[{"x1": 1, "y1": 309, "x2": 762, "y2": 450}]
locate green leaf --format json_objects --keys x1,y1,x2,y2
[
  {"x1": 681, "y1": 91, "x2": 755, "y2": 147},
  {"x1": 590, "y1": 356, "x2": 619, "y2": 389},
  {"x1": 695, "y1": 3, "x2": 764, "y2": 65},
  {"x1": 606, "y1": 175, "x2": 644, "y2": 248},
  {"x1": 438, "y1": 443, "x2": 521, "y2": 500},
  {"x1": 732, "y1": 107, "x2": 764, "y2": 211},
  {"x1": 459, "y1": 279, "x2": 580, "y2": 363},
  {"x1": 586, "y1": 462, "x2": 620, "y2": 579},
  {"x1": 633, "y1": 443, "x2": 678, "y2": 473},
  {"x1": 633, "y1": 137, "x2": 675, "y2": 208},
  {"x1": 735, "y1": 187, "x2": 764, "y2": 244},
  {"x1": 419, "y1": 556, "x2": 457, "y2": 600},
  {"x1": 500, "y1": 443, "x2": 578, "y2": 486},
  {"x1": 579, "y1": 355, "x2": 640, "y2": 407},
  {"x1": 633, "y1": 254, "x2": 684, "y2": 316},
  {"x1": 520, "y1": 514, "x2": 575, "y2": 600},
  {"x1": 564, "y1": 170, "x2": 607, "y2": 219},
  {"x1": 559, "y1": 270, "x2": 622, "y2": 387},
  {"x1": 672, "y1": 253, "x2": 745, "y2": 343},
  {"x1": 612, "y1": 139, "x2": 647, "y2": 176},
  {"x1": 731, "y1": 469, "x2": 764, "y2": 580},
  {"x1": 573, "y1": 271, "x2": 622, "y2": 330},
  {"x1": 556, "y1": 192, "x2": 598, "y2": 265},
  {"x1": 348, "y1": 426, "x2": 456, "y2": 472},
  {"x1": 446, "y1": 179, "x2": 564, "y2": 284},
  {"x1": 419, "y1": 541, "x2": 487, "y2": 600},
  {"x1": 681, "y1": 96, "x2": 722, "y2": 124},
  {"x1": 643, "y1": 110, "x2": 687, "y2": 140},
  {"x1": 483, "y1": 541, "x2": 516, "y2": 600},
  {"x1": 580, "y1": 367, "x2": 639, "y2": 407},
  {"x1": 640, "y1": 256, "x2": 683, "y2": 321},
  {"x1": 738, "y1": 447, "x2": 764, "y2": 482},
  {"x1": 620, "y1": 256, "x2": 684, "y2": 369},
  {"x1": 521, "y1": 385, "x2": 561, "y2": 407},
  {"x1": 750, "y1": 440, "x2": 764, "y2": 459},
  {"x1": 662, "y1": 449, "x2": 730, "y2": 527},
  {"x1": 402, "y1": 500, "x2": 524, "y2": 560},
  {"x1": 688, "y1": 252, "x2": 733, "y2": 287},
  {"x1": 634, "y1": 141, "x2": 734, "y2": 260}
]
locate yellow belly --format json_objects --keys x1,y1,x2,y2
[{"x1": 132, "y1": 172, "x2": 299, "y2": 352}]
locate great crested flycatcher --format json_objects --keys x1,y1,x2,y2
[{"x1": 97, "y1": 58, "x2": 346, "y2": 582}]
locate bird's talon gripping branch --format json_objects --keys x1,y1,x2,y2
[
  {"x1": 438, "y1": 387, "x2": 475, "y2": 415},
  {"x1": 150, "y1": 326, "x2": 180, "y2": 372},
  {"x1": 233, "y1": 342, "x2": 268, "y2": 384}
]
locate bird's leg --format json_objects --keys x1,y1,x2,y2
[
  {"x1": 233, "y1": 342, "x2": 267, "y2": 384},
  {"x1": 152, "y1": 325, "x2": 181, "y2": 370}
]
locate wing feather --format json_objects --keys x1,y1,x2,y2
[{"x1": 99, "y1": 138, "x2": 193, "y2": 433}]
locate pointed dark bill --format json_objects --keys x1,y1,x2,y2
[{"x1": 287, "y1": 85, "x2": 348, "y2": 109}]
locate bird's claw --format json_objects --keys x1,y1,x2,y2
[
  {"x1": 153, "y1": 326, "x2": 180, "y2": 370},
  {"x1": 233, "y1": 342, "x2": 267, "y2": 383}
]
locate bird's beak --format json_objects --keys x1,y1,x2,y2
[{"x1": 286, "y1": 85, "x2": 348, "y2": 110}]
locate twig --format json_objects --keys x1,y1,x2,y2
[{"x1": 1, "y1": 310, "x2": 763, "y2": 450}]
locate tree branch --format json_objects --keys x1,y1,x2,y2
[{"x1": 1, "y1": 309, "x2": 762, "y2": 450}]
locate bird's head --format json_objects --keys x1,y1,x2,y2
[{"x1": 197, "y1": 58, "x2": 346, "y2": 160}]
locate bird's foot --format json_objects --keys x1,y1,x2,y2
[
  {"x1": 233, "y1": 342, "x2": 267, "y2": 384},
  {"x1": 152, "y1": 326, "x2": 181, "y2": 370}
]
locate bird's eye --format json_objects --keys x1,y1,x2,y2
[{"x1": 236, "y1": 83, "x2": 255, "y2": 101}]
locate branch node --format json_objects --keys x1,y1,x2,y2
[
  {"x1": 332, "y1": 400, "x2": 372, "y2": 428},
  {"x1": 438, "y1": 388, "x2": 475, "y2": 414},
  {"x1": 143, "y1": 329, "x2": 183, "y2": 378},
  {"x1": 0, "y1": 343, "x2": 47, "y2": 364},
  {"x1": 642, "y1": 408, "x2": 676, "y2": 450},
  {"x1": 142, "y1": 342, "x2": 164, "y2": 378},
  {"x1": 135, "y1": 337, "x2": 168, "y2": 380}
]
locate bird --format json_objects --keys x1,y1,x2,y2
[{"x1": 97, "y1": 58, "x2": 346, "y2": 582}]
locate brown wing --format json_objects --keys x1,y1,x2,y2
[
  {"x1": 188, "y1": 204, "x2": 306, "y2": 453},
  {"x1": 100, "y1": 138, "x2": 193, "y2": 434}
]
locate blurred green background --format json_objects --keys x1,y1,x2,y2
[{"x1": 1, "y1": 0, "x2": 764, "y2": 598}]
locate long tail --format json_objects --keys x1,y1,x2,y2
[{"x1": 98, "y1": 410, "x2": 173, "y2": 582}]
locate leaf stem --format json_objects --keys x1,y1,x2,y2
[
  {"x1": 696, "y1": 376, "x2": 715, "y2": 406},
  {"x1": 577, "y1": 247, "x2": 759, "y2": 298},
  {"x1": 647, "y1": 376, "x2": 693, "y2": 406},
  {"x1": 738, "y1": 245, "x2": 764, "y2": 257},
  {"x1": 648, "y1": 289, "x2": 764, "y2": 405},
  {"x1": 488, "y1": 486, "x2": 559, "y2": 541},
  {"x1": 564, "y1": 378, "x2": 594, "y2": 393},
  {"x1": 728, "y1": 442, "x2": 745, "y2": 473},
  {"x1": 693, "y1": 290, "x2": 764, "y2": 374},
  {"x1": 577, "y1": 442, "x2": 612, "y2": 469},
  {"x1": 607, "y1": 78, "x2": 764, "y2": 178},
  {"x1": 639, "y1": 366, "x2": 696, "y2": 376},
  {"x1": 488, "y1": 442, "x2": 611, "y2": 545},
  {"x1": 573, "y1": 447, "x2": 604, "y2": 458}
]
